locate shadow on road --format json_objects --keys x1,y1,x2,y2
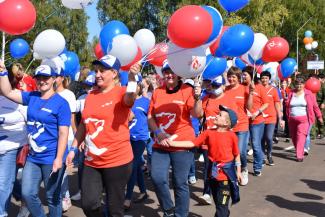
[
  {"x1": 301, "y1": 179, "x2": 325, "y2": 192},
  {"x1": 265, "y1": 195, "x2": 325, "y2": 217},
  {"x1": 293, "y1": 193, "x2": 324, "y2": 200}
]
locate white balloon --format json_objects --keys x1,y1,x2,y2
[
  {"x1": 61, "y1": 0, "x2": 93, "y2": 9},
  {"x1": 311, "y1": 41, "x2": 318, "y2": 49},
  {"x1": 33, "y1": 52, "x2": 42, "y2": 60},
  {"x1": 262, "y1": 62, "x2": 279, "y2": 81},
  {"x1": 248, "y1": 33, "x2": 268, "y2": 62},
  {"x1": 134, "y1": 29, "x2": 156, "y2": 55},
  {"x1": 305, "y1": 43, "x2": 312, "y2": 50},
  {"x1": 226, "y1": 60, "x2": 233, "y2": 71},
  {"x1": 108, "y1": 34, "x2": 138, "y2": 66},
  {"x1": 167, "y1": 42, "x2": 206, "y2": 79},
  {"x1": 41, "y1": 56, "x2": 65, "y2": 75},
  {"x1": 33, "y1": 29, "x2": 66, "y2": 59}
]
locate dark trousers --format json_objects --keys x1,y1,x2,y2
[
  {"x1": 209, "y1": 179, "x2": 231, "y2": 217},
  {"x1": 81, "y1": 162, "x2": 132, "y2": 217}
]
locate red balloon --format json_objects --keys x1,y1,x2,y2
[
  {"x1": 0, "y1": 0, "x2": 36, "y2": 35},
  {"x1": 167, "y1": 5, "x2": 213, "y2": 48},
  {"x1": 94, "y1": 43, "x2": 104, "y2": 59},
  {"x1": 305, "y1": 77, "x2": 321, "y2": 93},
  {"x1": 209, "y1": 26, "x2": 229, "y2": 55},
  {"x1": 121, "y1": 47, "x2": 142, "y2": 71},
  {"x1": 147, "y1": 43, "x2": 168, "y2": 66},
  {"x1": 262, "y1": 37, "x2": 289, "y2": 62}
]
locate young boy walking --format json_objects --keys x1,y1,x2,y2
[{"x1": 165, "y1": 105, "x2": 242, "y2": 217}]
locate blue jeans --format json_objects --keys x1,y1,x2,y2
[
  {"x1": 249, "y1": 122, "x2": 265, "y2": 172},
  {"x1": 0, "y1": 149, "x2": 18, "y2": 216},
  {"x1": 235, "y1": 131, "x2": 249, "y2": 169},
  {"x1": 151, "y1": 149, "x2": 194, "y2": 217},
  {"x1": 188, "y1": 148, "x2": 196, "y2": 178},
  {"x1": 304, "y1": 124, "x2": 313, "y2": 150},
  {"x1": 22, "y1": 161, "x2": 66, "y2": 217},
  {"x1": 262, "y1": 123, "x2": 276, "y2": 157},
  {"x1": 125, "y1": 139, "x2": 148, "y2": 200}
]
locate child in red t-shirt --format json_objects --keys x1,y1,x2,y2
[{"x1": 166, "y1": 105, "x2": 241, "y2": 217}]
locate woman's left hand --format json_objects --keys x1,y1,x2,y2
[{"x1": 52, "y1": 158, "x2": 63, "y2": 173}]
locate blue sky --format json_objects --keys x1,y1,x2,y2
[{"x1": 85, "y1": 0, "x2": 101, "y2": 42}]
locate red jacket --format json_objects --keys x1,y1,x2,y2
[{"x1": 286, "y1": 88, "x2": 322, "y2": 125}]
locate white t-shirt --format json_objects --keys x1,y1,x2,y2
[
  {"x1": 0, "y1": 96, "x2": 28, "y2": 154},
  {"x1": 58, "y1": 89, "x2": 77, "y2": 144},
  {"x1": 76, "y1": 93, "x2": 87, "y2": 113},
  {"x1": 290, "y1": 93, "x2": 307, "y2": 116}
]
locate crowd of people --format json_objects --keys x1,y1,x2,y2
[{"x1": 0, "y1": 55, "x2": 324, "y2": 217}]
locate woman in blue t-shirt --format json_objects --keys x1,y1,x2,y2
[{"x1": 0, "y1": 63, "x2": 71, "y2": 217}]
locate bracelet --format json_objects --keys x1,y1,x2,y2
[
  {"x1": 69, "y1": 146, "x2": 78, "y2": 154},
  {"x1": 126, "y1": 81, "x2": 137, "y2": 93},
  {"x1": 154, "y1": 128, "x2": 162, "y2": 136},
  {"x1": 235, "y1": 162, "x2": 241, "y2": 167},
  {"x1": 0, "y1": 71, "x2": 8, "y2": 77}
]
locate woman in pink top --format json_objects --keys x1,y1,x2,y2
[{"x1": 286, "y1": 75, "x2": 323, "y2": 162}]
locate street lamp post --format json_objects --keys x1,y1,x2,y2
[{"x1": 296, "y1": 17, "x2": 313, "y2": 70}]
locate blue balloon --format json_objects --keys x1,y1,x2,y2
[
  {"x1": 280, "y1": 58, "x2": 297, "y2": 78},
  {"x1": 304, "y1": 30, "x2": 312, "y2": 38},
  {"x1": 59, "y1": 51, "x2": 80, "y2": 78},
  {"x1": 201, "y1": 6, "x2": 223, "y2": 43},
  {"x1": 202, "y1": 54, "x2": 227, "y2": 80},
  {"x1": 218, "y1": 24, "x2": 254, "y2": 57},
  {"x1": 119, "y1": 71, "x2": 129, "y2": 86},
  {"x1": 99, "y1": 20, "x2": 129, "y2": 54},
  {"x1": 218, "y1": 0, "x2": 250, "y2": 13},
  {"x1": 234, "y1": 57, "x2": 246, "y2": 70},
  {"x1": 9, "y1": 38, "x2": 29, "y2": 59}
]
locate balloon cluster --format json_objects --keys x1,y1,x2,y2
[
  {"x1": 303, "y1": 30, "x2": 318, "y2": 51},
  {"x1": 98, "y1": 21, "x2": 156, "y2": 70}
]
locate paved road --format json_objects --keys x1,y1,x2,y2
[{"x1": 9, "y1": 137, "x2": 325, "y2": 217}]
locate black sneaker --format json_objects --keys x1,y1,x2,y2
[
  {"x1": 273, "y1": 137, "x2": 279, "y2": 144},
  {"x1": 268, "y1": 156, "x2": 275, "y2": 166},
  {"x1": 254, "y1": 171, "x2": 262, "y2": 176}
]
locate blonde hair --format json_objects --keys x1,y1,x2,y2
[{"x1": 78, "y1": 66, "x2": 90, "y2": 82}]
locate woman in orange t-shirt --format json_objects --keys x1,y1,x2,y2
[
  {"x1": 148, "y1": 61, "x2": 202, "y2": 217},
  {"x1": 242, "y1": 66, "x2": 268, "y2": 177},
  {"x1": 260, "y1": 71, "x2": 283, "y2": 166},
  {"x1": 225, "y1": 66, "x2": 250, "y2": 186},
  {"x1": 66, "y1": 55, "x2": 140, "y2": 217}
]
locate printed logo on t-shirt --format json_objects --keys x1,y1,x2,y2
[
  {"x1": 41, "y1": 108, "x2": 52, "y2": 113},
  {"x1": 84, "y1": 118, "x2": 108, "y2": 161},
  {"x1": 129, "y1": 118, "x2": 137, "y2": 130},
  {"x1": 172, "y1": 100, "x2": 185, "y2": 105},
  {"x1": 155, "y1": 112, "x2": 176, "y2": 135},
  {"x1": 27, "y1": 121, "x2": 47, "y2": 153},
  {"x1": 101, "y1": 101, "x2": 113, "y2": 108}
]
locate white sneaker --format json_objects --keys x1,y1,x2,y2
[
  {"x1": 62, "y1": 197, "x2": 72, "y2": 212},
  {"x1": 17, "y1": 205, "x2": 30, "y2": 217},
  {"x1": 240, "y1": 169, "x2": 249, "y2": 186},
  {"x1": 284, "y1": 145, "x2": 294, "y2": 151},
  {"x1": 188, "y1": 176, "x2": 197, "y2": 185},
  {"x1": 198, "y1": 154, "x2": 204, "y2": 162},
  {"x1": 247, "y1": 149, "x2": 253, "y2": 156},
  {"x1": 198, "y1": 194, "x2": 212, "y2": 205},
  {"x1": 71, "y1": 191, "x2": 81, "y2": 201}
]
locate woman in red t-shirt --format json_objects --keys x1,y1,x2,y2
[
  {"x1": 148, "y1": 61, "x2": 202, "y2": 217},
  {"x1": 66, "y1": 55, "x2": 140, "y2": 217}
]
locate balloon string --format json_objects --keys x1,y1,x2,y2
[
  {"x1": 25, "y1": 58, "x2": 35, "y2": 73},
  {"x1": 1, "y1": 32, "x2": 5, "y2": 63}
]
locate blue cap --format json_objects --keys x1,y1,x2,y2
[
  {"x1": 161, "y1": 60, "x2": 171, "y2": 73},
  {"x1": 92, "y1": 54, "x2": 121, "y2": 71},
  {"x1": 83, "y1": 71, "x2": 96, "y2": 86},
  {"x1": 211, "y1": 75, "x2": 225, "y2": 87},
  {"x1": 34, "y1": 65, "x2": 57, "y2": 77},
  {"x1": 219, "y1": 105, "x2": 238, "y2": 129}
]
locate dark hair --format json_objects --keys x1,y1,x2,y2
[
  {"x1": 227, "y1": 66, "x2": 242, "y2": 80},
  {"x1": 7, "y1": 66, "x2": 17, "y2": 89},
  {"x1": 260, "y1": 71, "x2": 271, "y2": 79},
  {"x1": 295, "y1": 74, "x2": 306, "y2": 84},
  {"x1": 319, "y1": 73, "x2": 325, "y2": 79},
  {"x1": 242, "y1": 66, "x2": 254, "y2": 80}
]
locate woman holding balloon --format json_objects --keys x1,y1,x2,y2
[
  {"x1": 286, "y1": 75, "x2": 323, "y2": 162},
  {"x1": 148, "y1": 61, "x2": 202, "y2": 217},
  {"x1": 66, "y1": 55, "x2": 140, "y2": 217},
  {"x1": 0, "y1": 62, "x2": 71, "y2": 217}
]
